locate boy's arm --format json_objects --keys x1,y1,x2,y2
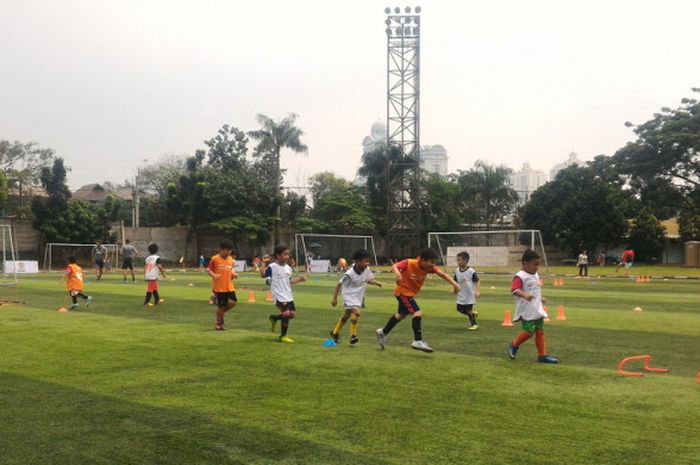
[
  {"x1": 475, "y1": 279, "x2": 481, "y2": 299},
  {"x1": 330, "y1": 281, "x2": 342, "y2": 307},
  {"x1": 259, "y1": 256, "x2": 270, "y2": 278},
  {"x1": 391, "y1": 262, "x2": 403, "y2": 284},
  {"x1": 434, "y1": 268, "x2": 460, "y2": 293},
  {"x1": 158, "y1": 264, "x2": 166, "y2": 278},
  {"x1": 368, "y1": 278, "x2": 382, "y2": 287},
  {"x1": 290, "y1": 275, "x2": 308, "y2": 285},
  {"x1": 206, "y1": 260, "x2": 220, "y2": 279}
]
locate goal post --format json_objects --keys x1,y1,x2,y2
[
  {"x1": 0, "y1": 225, "x2": 18, "y2": 285},
  {"x1": 427, "y1": 230, "x2": 549, "y2": 273},
  {"x1": 294, "y1": 234, "x2": 379, "y2": 270},
  {"x1": 43, "y1": 243, "x2": 120, "y2": 272}
]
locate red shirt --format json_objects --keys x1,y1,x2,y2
[
  {"x1": 394, "y1": 258, "x2": 438, "y2": 297},
  {"x1": 622, "y1": 249, "x2": 635, "y2": 263}
]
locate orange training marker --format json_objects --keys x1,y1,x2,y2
[
  {"x1": 636, "y1": 276, "x2": 642, "y2": 284},
  {"x1": 556, "y1": 305, "x2": 567, "y2": 320},
  {"x1": 57, "y1": 307, "x2": 69, "y2": 313},
  {"x1": 247, "y1": 291, "x2": 256, "y2": 303},
  {"x1": 265, "y1": 290, "x2": 274, "y2": 302},
  {"x1": 501, "y1": 310, "x2": 513, "y2": 327}
]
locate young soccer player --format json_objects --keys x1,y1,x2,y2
[
  {"x1": 208, "y1": 240, "x2": 238, "y2": 331},
  {"x1": 65, "y1": 256, "x2": 92, "y2": 310},
  {"x1": 143, "y1": 243, "x2": 165, "y2": 307},
  {"x1": 376, "y1": 248, "x2": 461, "y2": 353},
  {"x1": 507, "y1": 250, "x2": 558, "y2": 363},
  {"x1": 329, "y1": 249, "x2": 382, "y2": 345},
  {"x1": 260, "y1": 245, "x2": 308, "y2": 343},
  {"x1": 455, "y1": 251, "x2": 481, "y2": 330},
  {"x1": 121, "y1": 239, "x2": 138, "y2": 283},
  {"x1": 615, "y1": 246, "x2": 635, "y2": 275}
]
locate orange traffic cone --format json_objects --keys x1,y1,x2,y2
[
  {"x1": 501, "y1": 310, "x2": 514, "y2": 327},
  {"x1": 645, "y1": 275, "x2": 652, "y2": 283},
  {"x1": 636, "y1": 276, "x2": 642, "y2": 283},
  {"x1": 553, "y1": 278, "x2": 559, "y2": 286},
  {"x1": 544, "y1": 306, "x2": 550, "y2": 321},
  {"x1": 556, "y1": 305, "x2": 567, "y2": 320},
  {"x1": 265, "y1": 291, "x2": 274, "y2": 302},
  {"x1": 559, "y1": 278, "x2": 565, "y2": 286},
  {"x1": 247, "y1": 291, "x2": 256, "y2": 303}
]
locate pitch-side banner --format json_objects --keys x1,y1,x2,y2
[
  {"x1": 309, "y1": 260, "x2": 331, "y2": 273},
  {"x1": 4, "y1": 260, "x2": 39, "y2": 274},
  {"x1": 233, "y1": 261, "x2": 246, "y2": 273}
]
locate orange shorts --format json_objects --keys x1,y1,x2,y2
[{"x1": 147, "y1": 280, "x2": 158, "y2": 292}]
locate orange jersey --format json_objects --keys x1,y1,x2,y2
[
  {"x1": 393, "y1": 258, "x2": 438, "y2": 297},
  {"x1": 65, "y1": 263, "x2": 84, "y2": 291},
  {"x1": 208, "y1": 254, "x2": 235, "y2": 293}
]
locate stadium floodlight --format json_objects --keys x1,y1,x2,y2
[{"x1": 427, "y1": 230, "x2": 550, "y2": 273}]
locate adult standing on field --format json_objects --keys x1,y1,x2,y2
[
  {"x1": 615, "y1": 247, "x2": 635, "y2": 275},
  {"x1": 121, "y1": 239, "x2": 138, "y2": 283},
  {"x1": 92, "y1": 240, "x2": 109, "y2": 281},
  {"x1": 577, "y1": 250, "x2": 589, "y2": 277}
]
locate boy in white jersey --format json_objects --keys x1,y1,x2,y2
[
  {"x1": 507, "y1": 250, "x2": 558, "y2": 363},
  {"x1": 143, "y1": 243, "x2": 166, "y2": 307},
  {"x1": 329, "y1": 249, "x2": 382, "y2": 345},
  {"x1": 260, "y1": 244, "x2": 308, "y2": 343},
  {"x1": 454, "y1": 251, "x2": 481, "y2": 330}
]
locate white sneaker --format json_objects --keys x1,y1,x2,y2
[
  {"x1": 86, "y1": 296, "x2": 93, "y2": 307},
  {"x1": 411, "y1": 340, "x2": 434, "y2": 353},
  {"x1": 375, "y1": 328, "x2": 387, "y2": 350}
]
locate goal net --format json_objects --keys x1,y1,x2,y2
[
  {"x1": 43, "y1": 243, "x2": 120, "y2": 272},
  {"x1": 294, "y1": 234, "x2": 379, "y2": 272},
  {"x1": 427, "y1": 230, "x2": 549, "y2": 272},
  {"x1": 0, "y1": 225, "x2": 18, "y2": 285}
]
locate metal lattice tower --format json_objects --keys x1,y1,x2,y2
[{"x1": 385, "y1": 6, "x2": 422, "y2": 257}]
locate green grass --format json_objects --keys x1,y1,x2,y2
[{"x1": 0, "y1": 270, "x2": 698, "y2": 465}]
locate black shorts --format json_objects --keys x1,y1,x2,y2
[
  {"x1": 396, "y1": 295, "x2": 420, "y2": 315},
  {"x1": 275, "y1": 300, "x2": 296, "y2": 312},
  {"x1": 216, "y1": 292, "x2": 237, "y2": 308},
  {"x1": 121, "y1": 258, "x2": 134, "y2": 270},
  {"x1": 456, "y1": 303, "x2": 474, "y2": 314},
  {"x1": 95, "y1": 259, "x2": 105, "y2": 269}
]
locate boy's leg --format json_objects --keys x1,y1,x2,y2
[
  {"x1": 349, "y1": 308, "x2": 360, "y2": 338},
  {"x1": 144, "y1": 292, "x2": 152, "y2": 305},
  {"x1": 467, "y1": 308, "x2": 478, "y2": 326},
  {"x1": 331, "y1": 309, "x2": 352, "y2": 340},
  {"x1": 509, "y1": 321, "x2": 536, "y2": 359},
  {"x1": 411, "y1": 313, "x2": 423, "y2": 341},
  {"x1": 535, "y1": 329, "x2": 546, "y2": 356},
  {"x1": 77, "y1": 293, "x2": 89, "y2": 300}
]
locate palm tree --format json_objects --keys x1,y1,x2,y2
[
  {"x1": 458, "y1": 160, "x2": 518, "y2": 228},
  {"x1": 248, "y1": 113, "x2": 308, "y2": 243}
]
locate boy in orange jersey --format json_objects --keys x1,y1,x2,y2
[
  {"x1": 208, "y1": 240, "x2": 238, "y2": 331},
  {"x1": 65, "y1": 256, "x2": 92, "y2": 310},
  {"x1": 376, "y1": 248, "x2": 460, "y2": 353}
]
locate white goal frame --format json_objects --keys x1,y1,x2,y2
[
  {"x1": 0, "y1": 225, "x2": 18, "y2": 285},
  {"x1": 427, "y1": 230, "x2": 549, "y2": 272},
  {"x1": 43, "y1": 243, "x2": 119, "y2": 272},
  {"x1": 294, "y1": 234, "x2": 379, "y2": 268}
]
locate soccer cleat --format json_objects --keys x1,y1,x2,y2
[
  {"x1": 538, "y1": 355, "x2": 559, "y2": 364},
  {"x1": 375, "y1": 328, "x2": 386, "y2": 350},
  {"x1": 330, "y1": 331, "x2": 340, "y2": 344},
  {"x1": 279, "y1": 335, "x2": 294, "y2": 343},
  {"x1": 147, "y1": 303, "x2": 155, "y2": 307},
  {"x1": 411, "y1": 340, "x2": 434, "y2": 353},
  {"x1": 86, "y1": 296, "x2": 93, "y2": 307},
  {"x1": 467, "y1": 324, "x2": 479, "y2": 331},
  {"x1": 269, "y1": 315, "x2": 277, "y2": 332},
  {"x1": 349, "y1": 335, "x2": 359, "y2": 346},
  {"x1": 69, "y1": 304, "x2": 79, "y2": 310},
  {"x1": 508, "y1": 343, "x2": 519, "y2": 360}
]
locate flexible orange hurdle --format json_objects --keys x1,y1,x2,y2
[{"x1": 617, "y1": 355, "x2": 669, "y2": 377}]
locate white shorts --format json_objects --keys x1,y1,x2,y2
[{"x1": 624, "y1": 261, "x2": 633, "y2": 269}]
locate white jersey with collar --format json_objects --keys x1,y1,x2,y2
[
  {"x1": 512, "y1": 270, "x2": 548, "y2": 321},
  {"x1": 268, "y1": 262, "x2": 294, "y2": 303},
  {"x1": 340, "y1": 266, "x2": 374, "y2": 308}
]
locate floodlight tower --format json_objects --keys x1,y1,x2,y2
[{"x1": 385, "y1": 6, "x2": 422, "y2": 257}]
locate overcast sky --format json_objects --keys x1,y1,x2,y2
[{"x1": 1, "y1": 0, "x2": 699, "y2": 190}]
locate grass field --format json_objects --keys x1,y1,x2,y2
[{"x1": 1, "y1": 270, "x2": 698, "y2": 465}]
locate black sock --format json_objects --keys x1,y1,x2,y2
[
  {"x1": 412, "y1": 316, "x2": 423, "y2": 341},
  {"x1": 467, "y1": 311, "x2": 477, "y2": 325},
  {"x1": 71, "y1": 296, "x2": 78, "y2": 304},
  {"x1": 281, "y1": 318, "x2": 289, "y2": 336},
  {"x1": 153, "y1": 291, "x2": 160, "y2": 303},
  {"x1": 382, "y1": 315, "x2": 400, "y2": 335},
  {"x1": 77, "y1": 293, "x2": 89, "y2": 301},
  {"x1": 144, "y1": 292, "x2": 152, "y2": 304}
]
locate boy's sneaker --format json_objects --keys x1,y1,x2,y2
[
  {"x1": 158, "y1": 299, "x2": 165, "y2": 304},
  {"x1": 279, "y1": 335, "x2": 294, "y2": 343},
  {"x1": 375, "y1": 328, "x2": 387, "y2": 350},
  {"x1": 508, "y1": 343, "x2": 519, "y2": 360},
  {"x1": 69, "y1": 304, "x2": 79, "y2": 310},
  {"x1": 330, "y1": 331, "x2": 340, "y2": 344},
  {"x1": 349, "y1": 335, "x2": 359, "y2": 346},
  {"x1": 269, "y1": 315, "x2": 277, "y2": 332},
  {"x1": 147, "y1": 303, "x2": 155, "y2": 307},
  {"x1": 411, "y1": 340, "x2": 434, "y2": 353},
  {"x1": 538, "y1": 355, "x2": 559, "y2": 364},
  {"x1": 85, "y1": 296, "x2": 93, "y2": 307},
  {"x1": 467, "y1": 324, "x2": 479, "y2": 331}
]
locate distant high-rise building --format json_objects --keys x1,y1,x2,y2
[
  {"x1": 550, "y1": 151, "x2": 583, "y2": 180},
  {"x1": 509, "y1": 162, "x2": 548, "y2": 204}
]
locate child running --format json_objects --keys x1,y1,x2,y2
[
  {"x1": 208, "y1": 240, "x2": 238, "y2": 331},
  {"x1": 329, "y1": 248, "x2": 382, "y2": 345},
  {"x1": 454, "y1": 251, "x2": 481, "y2": 330},
  {"x1": 507, "y1": 250, "x2": 558, "y2": 363},
  {"x1": 65, "y1": 256, "x2": 92, "y2": 310},
  {"x1": 260, "y1": 245, "x2": 308, "y2": 343},
  {"x1": 376, "y1": 248, "x2": 460, "y2": 353},
  {"x1": 143, "y1": 243, "x2": 165, "y2": 307}
]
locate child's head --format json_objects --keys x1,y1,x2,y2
[
  {"x1": 456, "y1": 251, "x2": 470, "y2": 268},
  {"x1": 67, "y1": 256, "x2": 76, "y2": 265},
  {"x1": 148, "y1": 243, "x2": 159, "y2": 255},
  {"x1": 352, "y1": 248, "x2": 371, "y2": 272},
  {"x1": 521, "y1": 249, "x2": 540, "y2": 274},
  {"x1": 273, "y1": 245, "x2": 290, "y2": 263},
  {"x1": 125, "y1": 239, "x2": 130, "y2": 244},
  {"x1": 418, "y1": 248, "x2": 438, "y2": 270},
  {"x1": 218, "y1": 239, "x2": 235, "y2": 258},
  {"x1": 95, "y1": 240, "x2": 102, "y2": 246}
]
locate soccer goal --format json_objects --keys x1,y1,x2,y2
[
  {"x1": 43, "y1": 243, "x2": 120, "y2": 272},
  {"x1": 427, "y1": 230, "x2": 549, "y2": 272},
  {"x1": 0, "y1": 225, "x2": 18, "y2": 285},
  {"x1": 294, "y1": 234, "x2": 379, "y2": 272}
]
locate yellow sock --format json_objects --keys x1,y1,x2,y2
[
  {"x1": 350, "y1": 316, "x2": 359, "y2": 337},
  {"x1": 332, "y1": 317, "x2": 346, "y2": 335}
]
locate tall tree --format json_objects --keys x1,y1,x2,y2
[
  {"x1": 457, "y1": 160, "x2": 519, "y2": 228},
  {"x1": 307, "y1": 172, "x2": 374, "y2": 232}
]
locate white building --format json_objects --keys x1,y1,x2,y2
[
  {"x1": 509, "y1": 162, "x2": 548, "y2": 204},
  {"x1": 550, "y1": 151, "x2": 583, "y2": 180}
]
